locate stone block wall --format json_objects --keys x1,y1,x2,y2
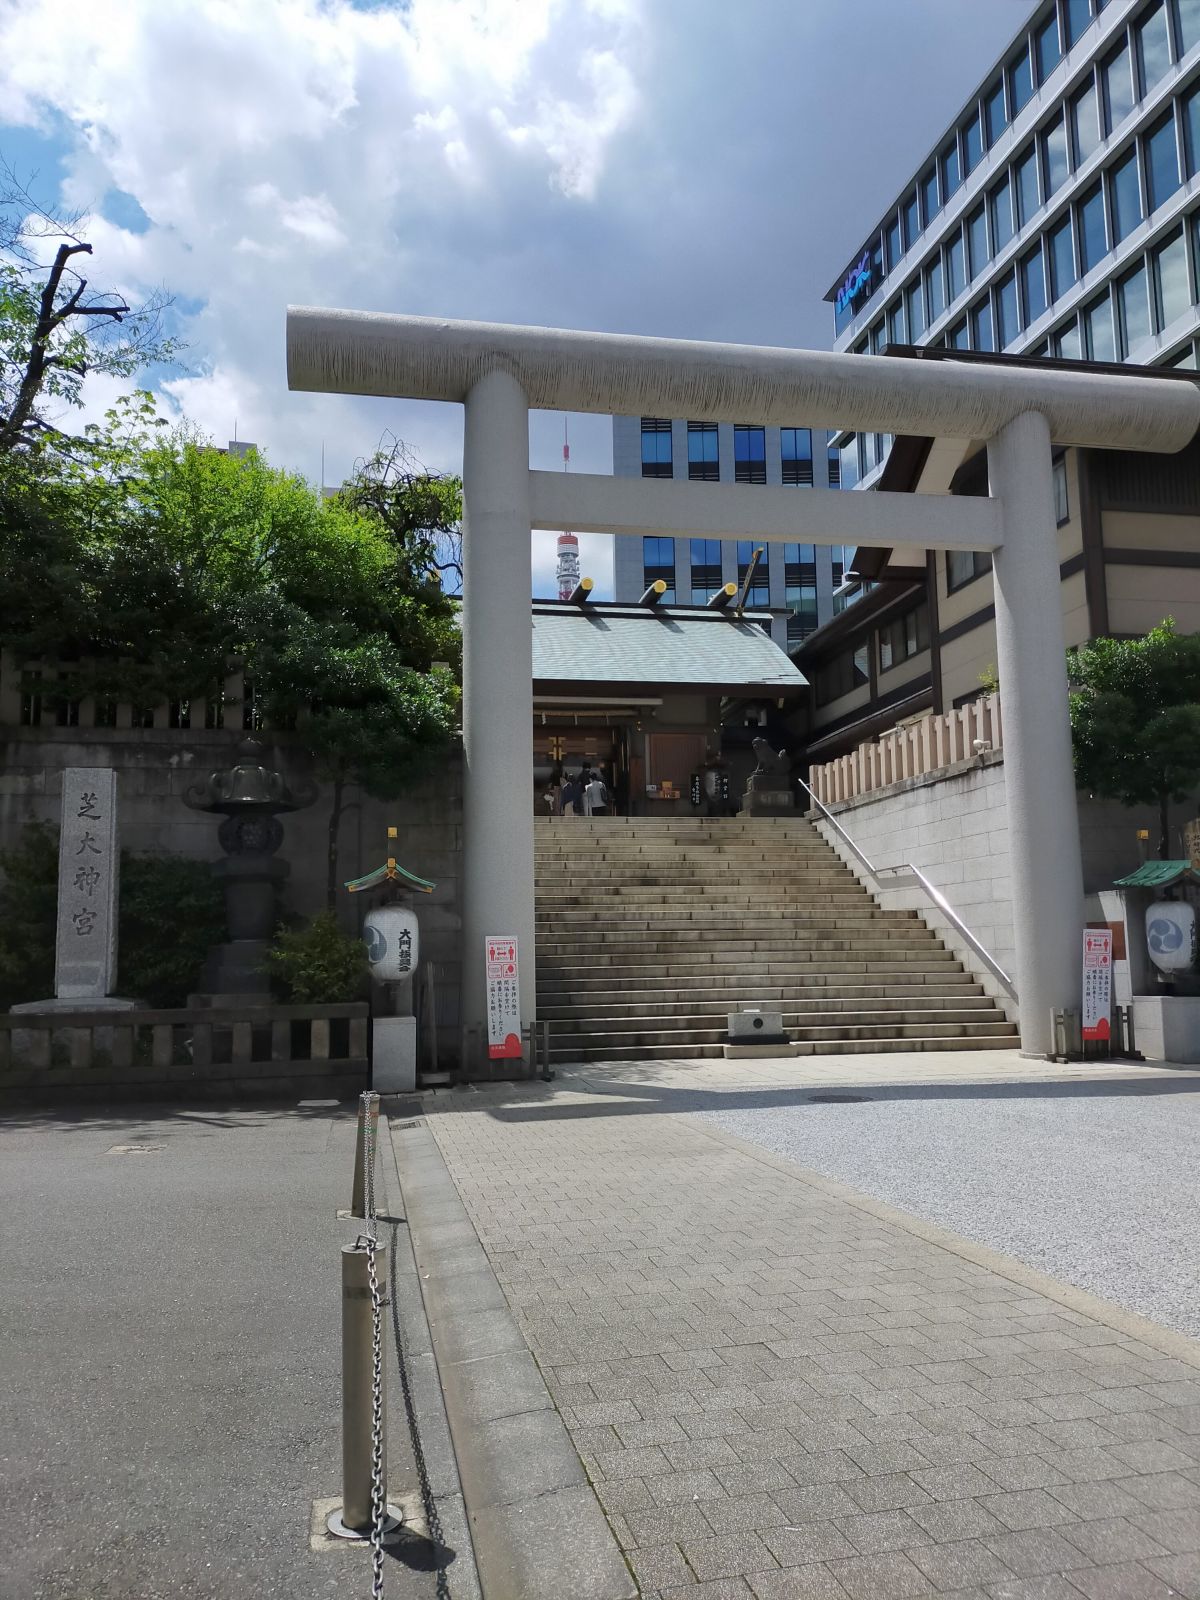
[
  {"x1": 0, "y1": 728, "x2": 464, "y2": 1062},
  {"x1": 814, "y1": 753, "x2": 1177, "y2": 1020}
]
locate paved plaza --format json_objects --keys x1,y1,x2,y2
[{"x1": 406, "y1": 1053, "x2": 1200, "y2": 1600}]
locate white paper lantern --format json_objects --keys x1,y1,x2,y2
[
  {"x1": 363, "y1": 905, "x2": 420, "y2": 983},
  {"x1": 1146, "y1": 900, "x2": 1197, "y2": 974}
]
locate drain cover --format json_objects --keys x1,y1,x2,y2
[
  {"x1": 107, "y1": 1144, "x2": 163, "y2": 1154},
  {"x1": 806, "y1": 1093, "x2": 871, "y2": 1105}
]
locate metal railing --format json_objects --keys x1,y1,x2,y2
[{"x1": 798, "y1": 776, "x2": 1017, "y2": 1003}]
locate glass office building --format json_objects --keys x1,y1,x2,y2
[
  {"x1": 828, "y1": 0, "x2": 1200, "y2": 486},
  {"x1": 611, "y1": 416, "x2": 854, "y2": 651}
]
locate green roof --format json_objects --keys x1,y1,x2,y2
[
  {"x1": 1114, "y1": 860, "x2": 1200, "y2": 888},
  {"x1": 531, "y1": 602, "x2": 806, "y2": 692}
]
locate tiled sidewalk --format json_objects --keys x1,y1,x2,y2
[{"x1": 416, "y1": 1077, "x2": 1200, "y2": 1599}]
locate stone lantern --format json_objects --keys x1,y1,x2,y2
[{"x1": 184, "y1": 737, "x2": 316, "y2": 1003}]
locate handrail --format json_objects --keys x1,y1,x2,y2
[{"x1": 797, "y1": 776, "x2": 1017, "y2": 1002}]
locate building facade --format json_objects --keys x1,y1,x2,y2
[
  {"x1": 611, "y1": 416, "x2": 854, "y2": 651},
  {"x1": 828, "y1": 0, "x2": 1200, "y2": 487}
]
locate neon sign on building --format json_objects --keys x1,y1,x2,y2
[{"x1": 835, "y1": 249, "x2": 873, "y2": 317}]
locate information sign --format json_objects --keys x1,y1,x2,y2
[
  {"x1": 1081, "y1": 927, "x2": 1113, "y2": 1042},
  {"x1": 485, "y1": 935, "x2": 522, "y2": 1060}
]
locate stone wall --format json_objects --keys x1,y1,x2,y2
[
  {"x1": 814, "y1": 753, "x2": 1178, "y2": 1021},
  {"x1": 0, "y1": 727, "x2": 464, "y2": 1061}
]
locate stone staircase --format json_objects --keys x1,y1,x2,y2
[{"x1": 535, "y1": 816, "x2": 1018, "y2": 1063}]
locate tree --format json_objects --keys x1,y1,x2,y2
[
  {"x1": 340, "y1": 434, "x2": 463, "y2": 590},
  {"x1": 1, "y1": 432, "x2": 462, "y2": 907},
  {"x1": 0, "y1": 162, "x2": 176, "y2": 455},
  {"x1": 1068, "y1": 620, "x2": 1200, "y2": 858}
]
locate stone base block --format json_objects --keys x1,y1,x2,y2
[
  {"x1": 10, "y1": 994, "x2": 140, "y2": 1059},
  {"x1": 741, "y1": 790, "x2": 795, "y2": 816},
  {"x1": 722, "y1": 1042, "x2": 799, "y2": 1059},
  {"x1": 1130, "y1": 994, "x2": 1200, "y2": 1062},
  {"x1": 374, "y1": 1015, "x2": 417, "y2": 1094}
]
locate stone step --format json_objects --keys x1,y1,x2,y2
[
  {"x1": 539, "y1": 934, "x2": 944, "y2": 954},
  {"x1": 538, "y1": 957, "x2": 964, "y2": 979},
  {"x1": 536, "y1": 912, "x2": 916, "y2": 931},
  {"x1": 545, "y1": 1035, "x2": 1021, "y2": 1063},
  {"x1": 538, "y1": 995, "x2": 1000, "y2": 1021},
  {"x1": 538, "y1": 976, "x2": 984, "y2": 1000},
  {"x1": 546, "y1": 1014, "x2": 1012, "y2": 1042}
]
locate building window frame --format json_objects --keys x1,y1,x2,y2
[
  {"x1": 946, "y1": 549, "x2": 993, "y2": 594},
  {"x1": 686, "y1": 421, "x2": 719, "y2": 482},
  {"x1": 733, "y1": 424, "x2": 766, "y2": 484},
  {"x1": 640, "y1": 416, "x2": 673, "y2": 479}
]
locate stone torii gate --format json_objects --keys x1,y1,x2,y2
[{"x1": 286, "y1": 310, "x2": 1199, "y2": 1057}]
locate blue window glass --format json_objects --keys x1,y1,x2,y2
[
  {"x1": 1153, "y1": 226, "x2": 1189, "y2": 326},
  {"x1": 642, "y1": 536, "x2": 675, "y2": 600},
  {"x1": 984, "y1": 80, "x2": 1008, "y2": 145},
  {"x1": 1103, "y1": 42, "x2": 1135, "y2": 132},
  {"x1": 780, "y1": 427, "x2": 813, "y2": 484},
  {"x1": 686, "y1": 421, "x2": 719, "y2": 481},
  {"x1": 689, "y1": 539, "x2": 722, "y2": 602},
  {"x1": 1084, "y1": 292, "x2": 1116, "y2": 360},
  {"x1": 949, "y1": 319, "x2": 970, "y2": 348},
  {"x1": 967, "y1": 203, "x2": 989, "y2": 276},
  {"x1": 1064, "y1": 0, "x2": 1093, "y2": 48},
  {"x1": 1009, "y1": 43, "x2": 1034, "y2": 114},
  {"x1": 1078, "y1": 181, "x2": 1107, "y2": 273},
  {"x1": 887, "y1": 299, "x2": 906, "y2": 345},
  {"x1": 963, "y1": 110, "x2": 984, "y2": 173},
  {"x1": 1179, "y1": 0, "x2": 1200, "y2": 53},
  {"x1": 996, "y1": 271, "x2": 1020, "y2": 348},
  {"x1": 640, "y1": 417, "x2": 672, "y2": 478},
  {"x1": 905, "y1": 279, "x2": 925, "y2": 340},
  {"x1": 1108, "y1": 148, "x2": 1141, "y2": 245},
  {"x1": 972, "y1": 296, "x2": 994, "y2": 352},
  {"x1": 784, "y1": 543, "x2": 816, "y2": 577},
  {"x1": 1049, "y1": 214, "x2": 1077, "y2": 296},
  {"x1": 947, "y1": 230, "x2": 966, "y2": 301},
  {"x1": 1036, "y1": 12, "x2": 1062, "y2": 81},
  {"x1": 920, "y1": 168, "x2": 939, "y2": 224},
  {"x1": 885, "y1": 215, "x2": 902, "y2": 270},
  {"x1": 1021, "y1": 243, "x2": 1048, "y2": 324},
  {"x1": 1137, "y1": 3, "x2": 1172, "y2": 93},
  {"x1": 1185, "y1": 82, "x2": 1200, "y2": 173},
  {"x1": 941, "y1": 137, "x2": 961, "y2": 199},
  {"x1": 902, "y1": 191, "x2": 920, "y2": 248},
  {"x1": 1118, "y1": 261, "x2": 1152, "y2": 352},
  {"x1": 733, "y1": 424, "x2": 766, "y2": 484},
  {"x1": 1015, "y1": 144, "x2": 1041, "y2": 224},
  {"x1": 1043, "y1": 113, "x2": 1069, "y2": 197},
  {"x1": 990, "y1": 175, "x2": 1015, "y2": 254},
  {"x1": 926, "y1": 256, "x2": 945, "y2": 324},
  {"x1": 1146, "y1": 110, "x2": 1181, "y2": 210},
  {"x1": 829, "y1": 436, "x2": 845, "y2": 487},
  {"x1": 1071, "y1": 78, "x2": 1101, "y2": 165}
]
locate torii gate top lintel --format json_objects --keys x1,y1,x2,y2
[{"x1": 287, "y1": 307, "x2": 1200, "y2": 455}]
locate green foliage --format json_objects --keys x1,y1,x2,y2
[
  {"x1": 0, "y1": 824, "x2": 226, "y2": 1009},
  {"x1": 266, "y1": 913, "x2": 368, "y2": 1005},
  {"x1": 118, "y1": 853, "x2": 226, "y2": 1007},
  {"x1": 0, "y1": 821, "x2": 58, "y2": 1011},
  {"x1": 1069, "y1": 620, "x2": 1200, "y2": 856}
]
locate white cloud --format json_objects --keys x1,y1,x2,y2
[{"x1": 0, "y1": 0, "x2": 645, "y2": 499}]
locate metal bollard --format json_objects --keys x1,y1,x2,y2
[
  {"x1": 350, "y1": 1095, "x2": 379, "y2": 1219},
  {"x1": 327, "y1": 1239, "x2": 402, "y2": 1541}
]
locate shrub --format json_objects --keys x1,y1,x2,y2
[
  {"x1": 0, "y1": 821, "x2": 58, "y2": 1011},
  {"x1": 266, "y1": 912, "x2": 367, "y2": 1004},
  {"x1": 118, "y1": 853, "x2": 226, "y2": 1007}
]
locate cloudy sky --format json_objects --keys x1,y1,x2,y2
[{"x1": 0, "y1": 0, "x2": 1026, "y2": 596}]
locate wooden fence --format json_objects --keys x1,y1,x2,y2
[
  {"x1": 809, "y1": 693, "x2": 1003, "y2": 807},
  {"x1": 0, "y1": 1002, "x2": 370, "y2": 1105}
]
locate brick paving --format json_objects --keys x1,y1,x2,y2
[{"x1": 415, "y1": 1080, "x2": 1200, "y2": 1598}]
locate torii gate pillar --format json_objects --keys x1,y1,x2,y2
[{"x1": 461, "y1": 370, "x2": 536, "y2": 1052}]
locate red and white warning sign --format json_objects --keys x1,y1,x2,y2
[
  {"x1": 1081, "y1": 927, "x2": 1113, "y2": 1042},
  {"x1": 485, "y1": 935, "x2": 522, "y2": 1060}
]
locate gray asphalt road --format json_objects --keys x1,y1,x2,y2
[
  {"x1": 0, "y1": 1102, "x2": 455, "y2": 1600},
  {"x1": 684, "y1": 1072, "x2": 1200, "y2": 1339}
]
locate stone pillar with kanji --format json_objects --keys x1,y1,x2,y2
[{"x1": 55, "y1": 769, "x2": 120, "y2": 1001}]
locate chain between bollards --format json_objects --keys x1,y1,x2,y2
[{"x1": 328, "y1": 1090, "x2": 403, "y2": 1590}]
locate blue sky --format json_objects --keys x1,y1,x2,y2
[{"x1": 0, "y1": 0, "x2": 1026, "y2": 595}]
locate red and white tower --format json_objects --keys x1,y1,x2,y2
[{"x1": 556, "y1": 532, "x2": 580, "y2": 600}]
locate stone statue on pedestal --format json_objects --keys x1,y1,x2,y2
[{"x1": 742, "y1": 738, "x2": 796, "y2": 817}]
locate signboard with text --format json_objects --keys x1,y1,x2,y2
[
  {"x1": 55, "y1": 768, "x2": 119, "y2": 1000},
  {"x1": 485, "y1": 935, "x2": 522, "y2": 1060},
  {"x1": 1081, "y1": 927, "x2": 1113, "y2": 1042}
]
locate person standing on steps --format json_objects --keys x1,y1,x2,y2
[
  {"x1": 585, "y1": 770, "x2": 609, "y2": 817},
  {"x1": 560, "y1": 771, "x2": 582, "y2": 816}
]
